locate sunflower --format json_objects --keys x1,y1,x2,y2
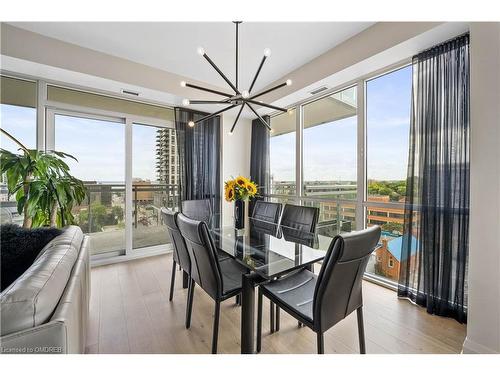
[
  {"x1": 224, "y1": 183, "x2": 235, "y2": 202},
  {"x1": 235, "y1": 176, "x2": 249, "y2": 187},
  {"x1": 246, "y1": 182, "x2": 257, "y2": 196}
]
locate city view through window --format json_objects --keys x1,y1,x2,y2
[
  {"x1": 0, "y1": 103, "x2": 179, "y2": 256},
  {"x1": 270, "y1": 66, "x2": 412, "y2": 283}
]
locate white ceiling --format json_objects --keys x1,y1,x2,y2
[{"x1": 9, "y1": 22, "x2": 373, "y2": 93}]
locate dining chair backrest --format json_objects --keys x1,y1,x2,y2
[
  {"x1": 312, "y1": 225, "x2": 381, "y2": 333},
  {"x1": 280, "y1": 204, "x2": 319, "y2": 233},
  {"x1": 181, "y1": 199, "x2": 212, "y2": 224},
  {"x1": 177, "y1": 213, "x2": 223, "y2": 300},
  {"x1": 252, "y1": 200, "x2": 282, "y2": 224},
  {"x1": 161, "y1": 208, "x2": 191, "y2": 274}
]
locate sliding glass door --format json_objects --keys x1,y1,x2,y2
[
  {"x1": 47, "y1": 108, "x2": 178, "y2": 260},
  {"x1": 131, "y1": 123, "x2": 179, "y2": 250},
  {"x1": 53, "y1": 113, "x2": 126, "y2": 257}
]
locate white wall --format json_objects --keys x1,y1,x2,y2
[
  {"x1": 463, "y1": 22, "x2": 500, "y2": 354},
  {"x1": 220, "y1": 113, "x2": 252, "y2": 226}
]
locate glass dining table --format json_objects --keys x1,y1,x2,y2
[{"x1": 205, "y1": 216, "x2": 335, "y2": 354}]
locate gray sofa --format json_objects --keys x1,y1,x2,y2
[{"x1": 0, "y1": 226, "x2": 90, "y2": 354}]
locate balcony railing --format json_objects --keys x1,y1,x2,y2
[{"x1": 74, "y1": 183, "x2": 179, "y2": 255}]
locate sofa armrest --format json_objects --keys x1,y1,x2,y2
[{"x1": 0, "y1": 320, "x2": 67, "y2": 354}]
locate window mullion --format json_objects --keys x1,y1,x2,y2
[
  {"x1": 356, "y1": 80, "x2": 366, "y2": 231},
  {"x1": 296, "y1": 104, "x2": 303, "y2": 203}
]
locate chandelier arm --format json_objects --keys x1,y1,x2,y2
[
  {"x1": 246, "y1": 103, "x2": 272, "y2": 131},
  {"x1": 189, "y1": 100, "x2": 231, "y2": 104},
  {"x1": 202, "y1": 53, "x2": 240, "y2": 94},
  {"x1": 249, "y1": 82, "x2": 287, "y2": 100},
  {"x1": 185, "y1": 82, "x2": 234, "y2": 98},
  {"x1": 230, "y1": 104, "x2": 245, "y2": 134},
  {"x1": 245, "y1": 99, "x2": 287, "y2": 113},
  {"x1": 249, "y1": 55, "x2": 267, "y2": 93},
  {"x1": 195, "y1": 104, "x2": 238, "y2": 124}
]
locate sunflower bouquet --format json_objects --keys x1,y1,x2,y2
[{"x1": 224, "y1": 176, "x2": 258, "y2": 202}]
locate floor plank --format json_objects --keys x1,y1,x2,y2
[{"x1": 87, "y1": 253, "x2": 466, "y2": 354}]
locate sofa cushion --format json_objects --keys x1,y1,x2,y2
[
  {"x1": 0, "y1": 224, "x2": 63, "y2": 292},
  {"x1": 0, "y1": 226, "x2": 83, "y2": 336}
]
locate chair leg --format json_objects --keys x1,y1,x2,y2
[
  {"x1": 212, "y1": 301, "x2": 221, "y2": 354},
  {"x1": 317, "y1": 332, "x2": 324, "y2": 354},
  {"x1": 185, "y1": 279, "x2": 195, "y2": 329},
  {"x1": 275, "y1": 305, "x2": 280, "y2": 332},
  {"x1": 169, "y1": 260, "x2": 177, "y2": 301},
  {"x1": 270, "y1": 301, "x2": 275, "y2": 333},
  {"x1": 257, "y1": 289, "x2": 263, "y2": 353},
  {"x1": 357, "y1": 306, "x2": 366, "y2": 354}
]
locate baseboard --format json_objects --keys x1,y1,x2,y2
[{"x1": 462, "y1": 336, "x2": 500, "y2": 354}]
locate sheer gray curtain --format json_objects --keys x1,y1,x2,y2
[
  {"x1": 175, "y1": 108, "x2": 221, "y2": 228},
  {"x1": 398, "y1": 34, "x2": 470, "y2": 323},
  {"x1": 249, "y1": 116, "x2": 270, "y2": 215}
]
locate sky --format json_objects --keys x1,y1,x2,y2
[
  {"x1": 270, "y1": 65, "x2": 412, "y2": 182},
  {"x1": 1, "y1": 65, "x2": 411, "y2": 184}
]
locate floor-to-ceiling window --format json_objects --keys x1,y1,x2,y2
[
  {"x1": 364, "y1": 65, "x2": 412, "y2": 284},
  {"x1": 132, "y1": 123, "x2": 178, "y2": 250},
  {"x1": 268, "y1": 108, "x2": 298, "y2": 208},
  {"x1": 267, "y1": 64, "x2": 412, "y2": 288},
  {"x1": 302, "y1": 86, "x2": 357, "y2": 236},
  {"x1": 45, "y1": 84, "x2": 177, "y2": 260},
  {"x1": 0, "y1": 76, "x2": 38, "y2": 225},
  {"x1": 269, "y1": 108, "x2": 296, "y2": 197},
  {"x1": 54, "y1": 113, "x2": 126, "y2": 256}
]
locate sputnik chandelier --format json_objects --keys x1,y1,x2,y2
[{"x1": 180, "y1": 21, "x2": 292, "y2": 134}]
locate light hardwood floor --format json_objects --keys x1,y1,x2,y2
[{"x1": 85, "y1": 253, "x2": 466, "y2": 354}]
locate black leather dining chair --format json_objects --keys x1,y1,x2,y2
[
  {"x1": 181, "y1": 199, "x2": 212, "y2": 224},
  {"x1": 250, "y1": 200, "x2": 283, "y2": 237},
  {"x1": 181, "y1": 198, "x2": 230, "y2": 262},
  {"x1": 270, "y1": 203, "x2": 319, "y2": 331},
  {"x1": 177, "y1": 213, "x2": 248, "y2": 354},
  {"x1": 162, "y1": 208, "x2": 202, "y2": 330},
  {"x1": 252, "y1": 200, "x2": 282, "y2": 223},
  {"x1": 280, "y1": 203, "x2": 319, "y2": 232},
  {"x1": 162, "y1": 208, "x2": 191, "y2": 304},
  {"x1": 256, "y1": 225, "x2": 381, "y2": 354}
]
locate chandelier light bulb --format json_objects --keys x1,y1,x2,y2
[
  {"x1": 241, "y1": 90, "x2": 250, "y2": 99},
  {"x1": 286, "y1": 79, "x2": 293, "y2": 86},
  {"x1": 182, "y1": 99, "x2": 190, "y2": 106},
  {"x1": 180, "y1": 81, "x2": 186, "y2": 87},
  {"x1": 197, "y1": 46, "x2": 205, "y2": 56},
  {"x1": 188, "y1": 121, "x2": 195, "y2": 127},
  {"x1": 263, "y1": 48, "x2": 272, "y2": 57}
]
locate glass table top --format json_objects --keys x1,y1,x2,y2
[{"x1": 210, "y1": 217, "x2": 334, "y2": 279}]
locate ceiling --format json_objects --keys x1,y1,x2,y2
[{"x1": 9, "y1": 22, "x2": 374, "y2": 94}]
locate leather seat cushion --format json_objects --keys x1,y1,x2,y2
[
  {"x1": 261, "y1": 269, "x2": 317, "y2": 323},
  {"x1": 219, "y1": 258, "x2": 246, "y2": 296},
  {"x1": 0, "y1": 226, "x2": 83, "y2": 336}
]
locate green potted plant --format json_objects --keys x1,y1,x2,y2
[{"x1": 0, "y1": 128, "x2": 86, "y2": 228}]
